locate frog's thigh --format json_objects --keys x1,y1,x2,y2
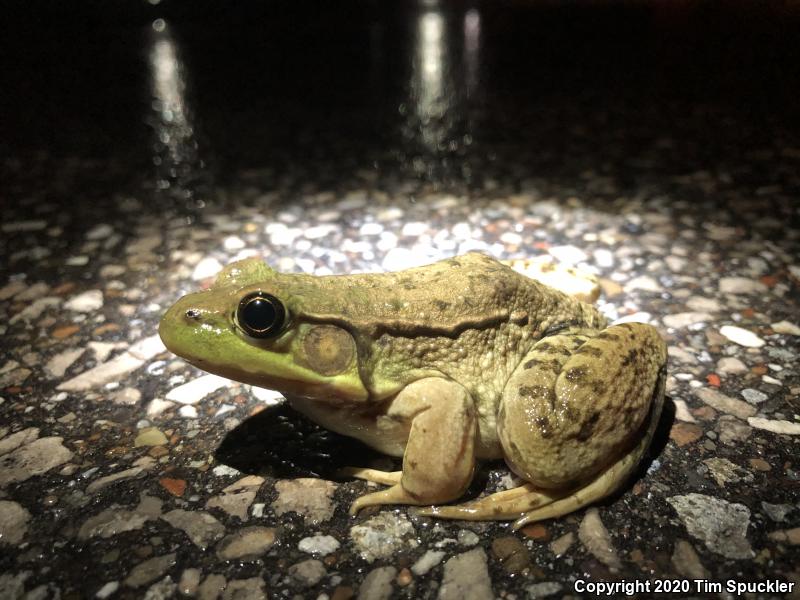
[
  {"x1": 348, "y1": 377, "x2": 477, "y2": 515},
  {"x1": 495, "y1": 323, "x2": 666, "y2": 522},
  {"x1": 511, "y1": 404, "x2": 663, "y2": 529}
]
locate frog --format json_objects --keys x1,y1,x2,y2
[{"x1": 158, "y1": 252, "x2": 667, "y2": 528}]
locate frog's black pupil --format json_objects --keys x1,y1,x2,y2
[{"x1": 242, "y1": 298, "x2": 276, "y2": 332}]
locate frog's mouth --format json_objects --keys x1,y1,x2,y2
[{"x1": 192, "y1": 354, "x2": 367, "y2": 403}]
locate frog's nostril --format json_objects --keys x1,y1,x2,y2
[{"x1": 185, "y1": 308, "x2": 201, "y2": 320}]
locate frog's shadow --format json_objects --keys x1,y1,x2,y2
[
  {"x1": 648, "y1": 394, "x2": 675, "y2": 463},
  {"x1": 214, "y1": 403, "x2": 493, "y2": 492},
  {"x1": 214, "y1": 403, "x2": 390, "y2": 479},
  {"x1": 594, "y1": 393, "x2": 675, "y2": 509}
]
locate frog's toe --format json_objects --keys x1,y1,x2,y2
[
  {"x1": 348, "y1": 484, "x2": 423, "y2": 515},
  {"x1": 414, "y1": 484, "x2": 560, "y2": 521},
  {"x1": 338, "y1": 467, "x2": 402, "y2": 486}
]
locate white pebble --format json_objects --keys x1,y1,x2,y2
[
  {"x1": 359, "y1": 222, "x2": 384, "y2": 236},
  {"x1": 267, "y1": 223, "x2": 299, "y2": 246},
  {"x1": 166, "y1": 374, "x2": 230, "y2": 405},
  {"x1": 213, "y1": 465, "x2": 241, "y2": 477},
  {"x1": 304, "y1": 225, "x2": 338, "y2": 240},
  {"x1": 662, "y1": 312, "x2": 711, "y2": 329},
  {"x1": 376, "y1": 232, "x2": 398, "y2": 251},
  {"x1": 673, "y1": 399, "x2": 696, "y2": 423},
  {"x1": 500, "y1": 232, "x2": 522, "y2": 246},
  {"x1": 146, "y1": 398, "x2": 175, "y2": 417},
  {"x1": 451, "y1": 223, "x2": 474, "y2": 240},
  {"x1": 249, "y1": 386, "x2": 284, "y2": 405},
  {"x1": 740, "y1": 388, "x2": 768, "y2": 404},
  {"x1": 294, "y1": 239, "x2": 312, "y2": 252},
  {"x1": 65, "y1": 255, "x2": 90, "y2": 266},
  {"x1": 747, "y1": 417, "x2": 800, "y2": 435},
  {"x1": 215, "y1": 404, "x2": 236, "y2": 417},
  {"x1": 179, "y1": 405, "x2": 198, "y2": 418},
  {"x1": 686, "y1": 296, "x2": 721, "y2": 312},
  {"x1": 457, "y1": 529, "x2": 479, "y2": 546},
  {"x1": 717, "y1": 356, "x2": 748, "y2": 374},
  {"x1": 45, "y1": 348, "x2": 86, "y2": 378},
  {"x1": 719, "y1": 277, "x2": 767, "y2": 294},
  {"x1": 95, "y1": 581, "x2": 119, "y2": 599},
  {"x1": 192, "y1": 257, "x2": 223, "y2": 280},
  {"x1": 593, "y1": 248, "x2": 614, "y2": 268},
  {"x1": 549, "y1": 245, "x2": 588, "y2": 265},
  {"x1": 411, "y1": 550, "x2": 446, "y2": 575},
  {"x1": 719, "y1": 325, "x2": 765, "y2": 348},
  {"x1": 377, "y1": 207, "x2": 404, "y2": 221},
  {"x1": 64, "y1": 290, "x2": 104, "y2": 312},
  {"x1": 624, "y1": 276, "x2": 661, "y2": 293},
  {"x1": 771, "y1": 320, "x2": 800, "y2": 335},
  {"x1": 298, "y1": 534, "x2": 340, "y2": 556},
  {"x1": 665, "y1": 255, "x2": 686, "y2": 272},
  {"x1": 86, "y1": 224, "x2": 114, "y2": 240},
  {"x1": 223, "y1": 235, "x2": 246, "y2": 250}
]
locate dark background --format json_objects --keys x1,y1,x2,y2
[{"x1": 3, "y1": 1, "x2": 799, "y2": 196}]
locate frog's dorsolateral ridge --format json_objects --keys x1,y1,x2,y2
[{"x1": 159, "y1": 252, "x2": 666, "y2": 528}]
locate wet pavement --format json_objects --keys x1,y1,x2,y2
[{"x1": 2, "y1": 1, "x2": 800, "y2": 599}]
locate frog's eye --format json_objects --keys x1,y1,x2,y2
[{"x1": 236, "y1": 292, "x2": 287, "y2": 339}]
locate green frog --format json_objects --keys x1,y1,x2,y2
[{"x1": 159, "y1": 252, "x2": 666, "y2": 528}]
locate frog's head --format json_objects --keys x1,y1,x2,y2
[{"x1": 158, "y1": 257, "x2": 368, "y2": 403}]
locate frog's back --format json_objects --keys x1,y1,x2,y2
[
  {"x1": 273, "y1": 253, "x2": 603, "y2": 402},
  {"x1": 286, "y1": 252, "x2": 582, "y2": 335}
]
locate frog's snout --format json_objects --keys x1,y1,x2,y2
[{"x1": 158, "y1": 293, "x2": 211, "y2": 357}]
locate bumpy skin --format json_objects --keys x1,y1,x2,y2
[{"x1": 159, "y1": 252, "x2": 667, "y2": 526}]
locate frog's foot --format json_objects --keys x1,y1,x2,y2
[
  {"x1": 338, "y1": 467, "x2": 402, "y2": 486},
  {"x1": 414, "y1": 483, "x2": 560, "y2": 521},
  {"x1": 349, "y1": 484, "x2": 426, "y2": 515}
]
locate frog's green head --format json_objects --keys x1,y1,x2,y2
[{"x1": 158, "y1": 257, "x2": 368, "y2": 403}]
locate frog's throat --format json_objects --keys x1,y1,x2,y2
[{"x1": 183, "y1": 354, "x2": 369, "y2": 403}]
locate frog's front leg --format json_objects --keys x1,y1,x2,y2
[{"x1": 348, "y1": 377, "x2": 477, "y2": 515}]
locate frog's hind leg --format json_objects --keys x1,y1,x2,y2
[
  {"x1": 510, "y1": 401, "x2": 662, "y2": 529},
  {"x1": 415, "y1": 410, "x2": 661, "y2": 525},
  {"x1": 415, "y1": 387, "x2": 662, "y2": 526},
  {"x1": 415, "y1": 482, "x2": 560, "y2": 521},
  {"x1": 497, "y1": 323, "x2": 667, "y2": 525}
]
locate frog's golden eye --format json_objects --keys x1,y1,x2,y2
[{"x1": 236, "y1": 292, "x2": 286, "y2": 339}]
